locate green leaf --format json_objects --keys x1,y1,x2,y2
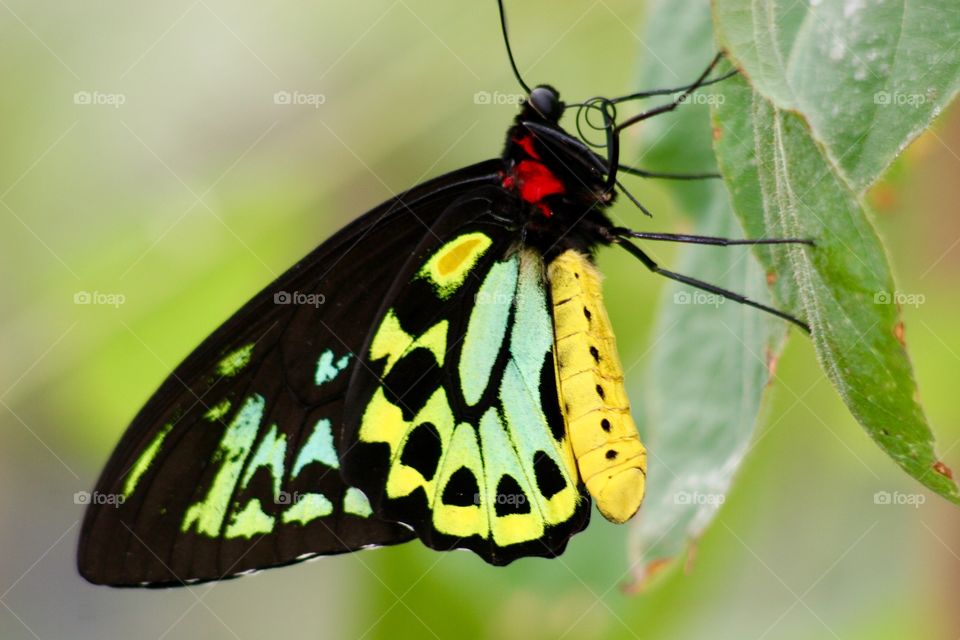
[
  {"x1": 625, "y1": 0, "x2": 782, "y2": 588},
  {"x1": 628, "y1": 0, "x2": 960, "y2": 584},
  {"x1": 712, "y1": 73, "x2": 960, "y2": 503},
  {"x1": 712, "y1": 0, "x2": 960, "y2": 191}
]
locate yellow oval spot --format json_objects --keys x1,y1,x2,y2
[
  {"x1": 417, "y1": 232, "x2": 493, "y2": 299},
  {"x1": 438, "y1": 237, "x2": 483, "y2": 276}
]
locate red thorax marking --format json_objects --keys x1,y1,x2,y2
[
  {"x1": 516, "y1": 135, "x2": 539, "y2": 160},
  {"x1": 503, "y1": 134, "x2": 565, "y2": 217}
]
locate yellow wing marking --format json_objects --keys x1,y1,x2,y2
[
  {"x1": 417, "y1": 232, "x2": 493, "y2": 299},
  {"x1": 547, "y1": 250, "x2": 647, "y2": 523},
  {"x1": 432, "y1": 422, "x2": 490, "y2": 538},
  {"x1": 369, "y1": 310, "x2": 448, "y2": 375}
]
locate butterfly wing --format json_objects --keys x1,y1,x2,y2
[
  {"x1": 342, "y1": 185, "x2": 591, "y2": 565},
  {"x1": 78, "y1": 160, "x2": 502, "y2": 587}
]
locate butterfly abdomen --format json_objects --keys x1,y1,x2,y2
[{"x1": 547, "y1": 250, "x2": 647, "y2": 524}]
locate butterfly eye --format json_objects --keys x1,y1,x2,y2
[{"x1": 528, "y1": 86, "x2": 563, "y2": 121}]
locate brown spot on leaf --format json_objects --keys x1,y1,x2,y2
[
  {"x1": 712, "y1": 125, "x2": 722, "y2": 141},
  {"x1": 894, "y1": 321, "x2": 906, "y2": 346},
  {"x1": 766, "y1": 347, "x2": 779, "y2": 377},
  {"x1": 766, "y1": 271, "x2": 777, "y2": 286},
  {"x1": 623, "y1": 558, "x2": 672, "y2": 594},
  {"x1": 684, "y1": 541, "x2": 699, "y2": 575},
  {"x1": 933, "y1": 460, "x2": 954, "y2": 480},
  {"x1": 868, "y1": 182, "x2": 898, "y2": 212}
]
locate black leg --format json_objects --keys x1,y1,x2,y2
[
  {"x1": 614, "y1": 227, "x2": 815, "y2": 247},
  {"x1": 614, "y1": 181, "x2": 654, "y2": 217},
  {"x1": 614, "y1": 52, "x2": 725, "y2": 134},
  {"x1": 609, "y1": 68, "x2": 739, "y2": 104},
  {"x1": 600, "y1": 54, "x2": 726, "y2": 189},
  {"x1": 617, "y1": 165, "x2": 721, "y2": 180},
  {"x1": 618, "y1": 239, "x2": 810, "y2": 332}
]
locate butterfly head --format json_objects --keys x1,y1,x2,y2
[{"x1": 525, "y1": 85, "x2": 564, "y2": 123}]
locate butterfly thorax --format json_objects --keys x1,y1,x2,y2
[{"x1": 500, "y1": 86, "x2": 616, "y2": 259}]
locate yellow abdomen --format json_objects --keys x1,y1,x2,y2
[{"x1": 547, "y1": 250, "x2": 646, "y2": 523}]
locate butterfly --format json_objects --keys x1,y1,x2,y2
[{"x1": 78, "y1": 1, "x2": 810, "y2": 587}]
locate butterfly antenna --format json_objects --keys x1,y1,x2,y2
[{"x1": 497, "y1": 0, "x2": 532, "y2": 94}]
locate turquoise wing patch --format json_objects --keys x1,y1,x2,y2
[{"x1": 343, "y1": 230, "x2": 590, "y2": 565}]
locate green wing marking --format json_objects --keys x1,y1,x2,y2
[
  {"x1": 121, "y1": 423, "x2": 173, "y2": 499},
  {"x1": 346, "y1": 232, "x2": 589, "y2": 563},
  {"x1": 315, "y1": 349, "x2": 352, "y2": 386},
  {"x1": 182, "y1": 394, "x2": 266, "y2": 536},
  {"x1": 217, "y1": 343, "x2": 254, "y2": 377}
]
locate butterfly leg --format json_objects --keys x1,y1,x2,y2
[
  {"x1": 613, "y1": 52, "x2": 726, "y2": 135},
  {"x1": 601, "y1": 53, "x2": 729, "y2": 194},
  {"x1": 616, "y1": 166, "x2": 721, "y2": 181},
  {"x1": 605, "y1": 66, "x2": 738, "y2": 105},
  {"x1": 613, "y1": 228, "x2": 815, "y2": 248},
  {"x1": 616, "y1": 238, "x2": 811, "y2": 332}
]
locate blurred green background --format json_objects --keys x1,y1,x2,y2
[{"x1": 2, "y1": 0, "x2": 960, "y2": 638}]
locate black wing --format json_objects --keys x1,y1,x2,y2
[{"x1": 78, "y1": 160, "x2": 501, "y2": 587}]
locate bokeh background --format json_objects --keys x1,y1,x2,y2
[{"x1": 2, "y1": 0, "x2": 960, "y2": 638}]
